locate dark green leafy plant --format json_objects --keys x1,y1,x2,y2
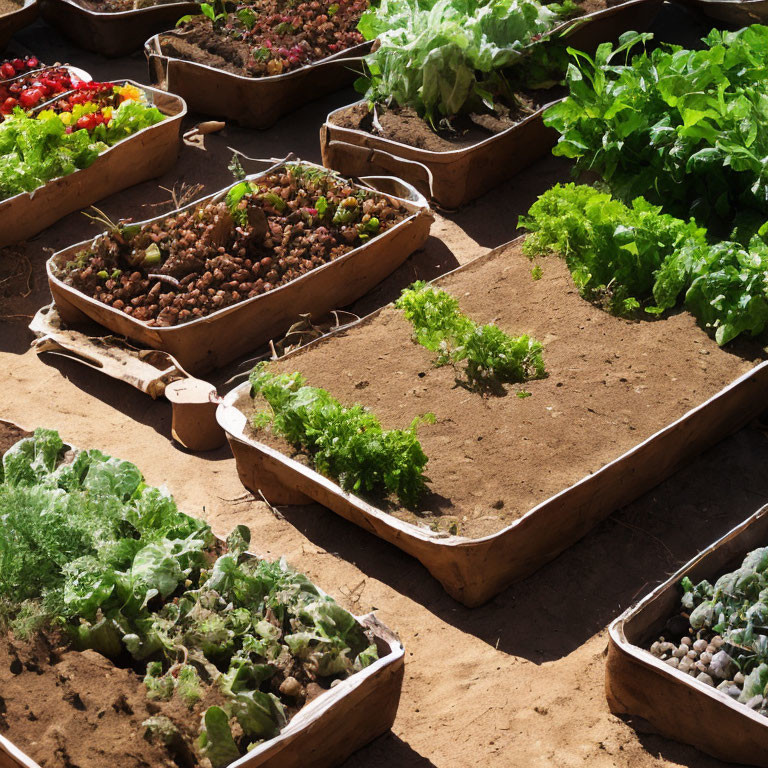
[
  {"x1": 543, "y1": 26, "x2": 768, "y2": 237},
  {"x1": 396, "y1": 281, "x2": 546, "y2": 387},
  {"x1": 249, "y1": 363, "x2": 433, "y2": 507},
  {"x1": 520, "y1": 183, "x2": 708, "y2": 314},
  {"x1": 0, "y1": 429, "x2": 378, "y2": 768},
  {"x1": 520, "y1": 182, "x2": 768, "y2": 345},
  {"x1": 656, "y1": 238, "x2": 768, "y2": 345}
]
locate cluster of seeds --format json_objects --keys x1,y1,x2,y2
[
  {"x1": 649, "y1": 630, "x2": 768, "y2": 714},
  {"x1": 60, "y1": 165, "x2": 407, "y2": 327}
]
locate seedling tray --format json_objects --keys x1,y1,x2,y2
[
  {"x1": 46, "y1": 163, "x2": 433, "y2": 374},
  {"x1": 606, "y1": 505, "x2": 768, "y2": 767},
  {"x1": 215, "y1": 237, "x2": 768, "y2": 607},
  {"x1": 145, "y1": 33, "x2": 371, "y2": 129},
  {"x1": 39, "y1": 0, "x2": 199, "y2": 57},
  {"x1": 319, "y1": 0, "x2": 662, "y2": 209},
  {"x1": 0, "y1": 81, "x2": 186, "y2": 247},
  {"x1": 0, "y1": 0, "x2": 37, "y2": 50}
]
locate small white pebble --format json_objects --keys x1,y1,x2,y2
[
  {"x1": 681, "y1": 636, "x2": 692, "y2": 647},
  {"x1": 650, "y1": 641, "x2": 661, "y2": 655},
  {"x1": 687, "y1": 650, "x2": 698, "y2": 660},
  {"x1": 711, "y1": 635, "x2": 724, "y2": 648},
  {"x1": 679, "y1": 659, "x2": 692, "y2": 673},
  {"x1": 696, "y1": 661, "x2": 708, "y2": 673},
  {"x1": 660, "y1": 653, "x2": 668, "y2": 660},
  {"x1": 693, "y1": 639, "x2": 708, "y2": 653},
  {"x1": 700, "y1": 652, "x2": 713, "y2": 665},
  {"x1": 706, "y1": 644, "x2": 717, "y2": 655},
  {"x1": 735, "y1": 672, "x2": 745, "y2": 686},
  {"x1": 747, "y1": 695, "x2": 763, "y2": 710},
  {"x1": 696, "y1": 672, "x2": 714, "y2": 686},
  {"x1": 673, "y1": 646, "x2": 687, "y2": 658},
  {"x1": 665, "y1": 657, "x2": 680, "y2": 669}
]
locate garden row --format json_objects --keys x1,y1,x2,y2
[{"x1": 4, "y1": 5, "x2": 768, "y2": 768}]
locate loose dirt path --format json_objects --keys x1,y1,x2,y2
[{"x1": 1, "y1": 8, "x2": 762, "y2": 767}]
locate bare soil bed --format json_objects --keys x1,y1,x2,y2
[
  {"x1": 0, "y1": 630, "x2": 227, "y2": 768},
  {"x1": 330, "y1": 94, "x2": 559, "y2": 152},
  {"x1": 239, "y1": 240, "x2": 766, "y2": 538}
]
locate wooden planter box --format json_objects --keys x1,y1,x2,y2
[
  {"x1": 0, "y1": 82, "x2": 186, "y2": 247},
  {"x1": 46, "y1": 163, "x2": 433, "y2": 374},
  {"x1": 607, "y1": 505, "x2": 768, "y2": 767},
  {"x1": 0, "y1": 0, "x2": 36, "y2": 50},
  {"x1": 215, "y1": 239, "x2": 768, "y2": 607},
  {"x1": 39, "y1": 0, "x2": 199, "y2": 56},
  {"x1": 319, "y1": 0, "x2": 662, "y2": 209},
  {"x1": 145, "y1": 33, "x2": 371, "y2": 129}
]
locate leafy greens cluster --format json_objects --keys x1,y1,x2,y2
[
  {"x1": 0, "y1": 429, "x2": 377, "y2": 768},
  {"x1": 356, "y1": 0, "x2": 573, "y2": 125},
  {"x1": 543, "y1": 26, "x2": 768, "y2": 237},
  {"x1": 521, "y1": 183, "x2": 768, "y2": 344},
  {"x1": 681, "y1": 547, "x2": 768, "y2": 706},
  {"x1": 0, "y1": 98, "x2": 165, "y2": 201},
  {"x1": 396, "y1": 280, "x2": 546, "y2": 385},
  {"x1": 249, "y1": 363, "x2": 433, "y2": 507}
]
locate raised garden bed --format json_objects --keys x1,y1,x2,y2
[
  {"x1": 217, "y1": 236, "x2": 768, "y2": 606},
  {"x1": 46, "y1": 161, "x2": 433, "y2": 374},
  {"x1": 146, "y1": 0, "x2": 372, "y2": 129},
  {"x1": 0, "y1": 80, "x2": 185, "y2": 248},
  {"x1": 0, "y1": 420, "x2": 404, "y2": 768},
  {"x1": 607, "y1": 504, "x2": 768, "y2": 767},
  {"x1": 319, "y1": 0, "x2": 662, "y2": 209},
  {"x1": 0, "y1": 0, "x2": 36, "y2": 51},
  {"x1": 39, "y1": 0, "x2": 198, "y2": 57}
]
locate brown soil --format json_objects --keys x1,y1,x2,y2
[
  {"x1": 0, "y1": 420, "x2": 29, "y2": 453},
  {"x1": 0, "y1": 0, "x2": 21, "y2": 15},
  {"x1": 160, "y1": 28, "x2": 250, "y2": 76},
  {"x1": 569, "y1": 0, "x2": 608, "y2": 15},
  {"x1": 240, "y1": 241, "x2": 765, "y2": 539},
  {"x1": 0, "y1": 631, "x2": 225, "y2": 768},
  {"x1": 331, "y1": 94, "x2": 558, "y2": 152}
]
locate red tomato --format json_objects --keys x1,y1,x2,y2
[
  {"x1": 0, "y1": 97, "x2": 17, "y2": 114},
  {"x1": 0, "y1": 63, "x2": 16, "y2": 79},
  {"x1": 76, "y1": 113, "x2": 98, "y2": 131},
  {"x1": 19, "y1": 87, "x2": 43, "y2": 107}
]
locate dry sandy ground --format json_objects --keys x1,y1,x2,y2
[{"x1": 2, "y1": 7, "x2": 764, "y2": 768}]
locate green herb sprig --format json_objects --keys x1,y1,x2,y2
[
  {"x1": 249, "y1": 364, "x2": 433, "y2": 508},
  {"x1": 395, "y1": 281, "x2": 546, "y2": 388}
]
